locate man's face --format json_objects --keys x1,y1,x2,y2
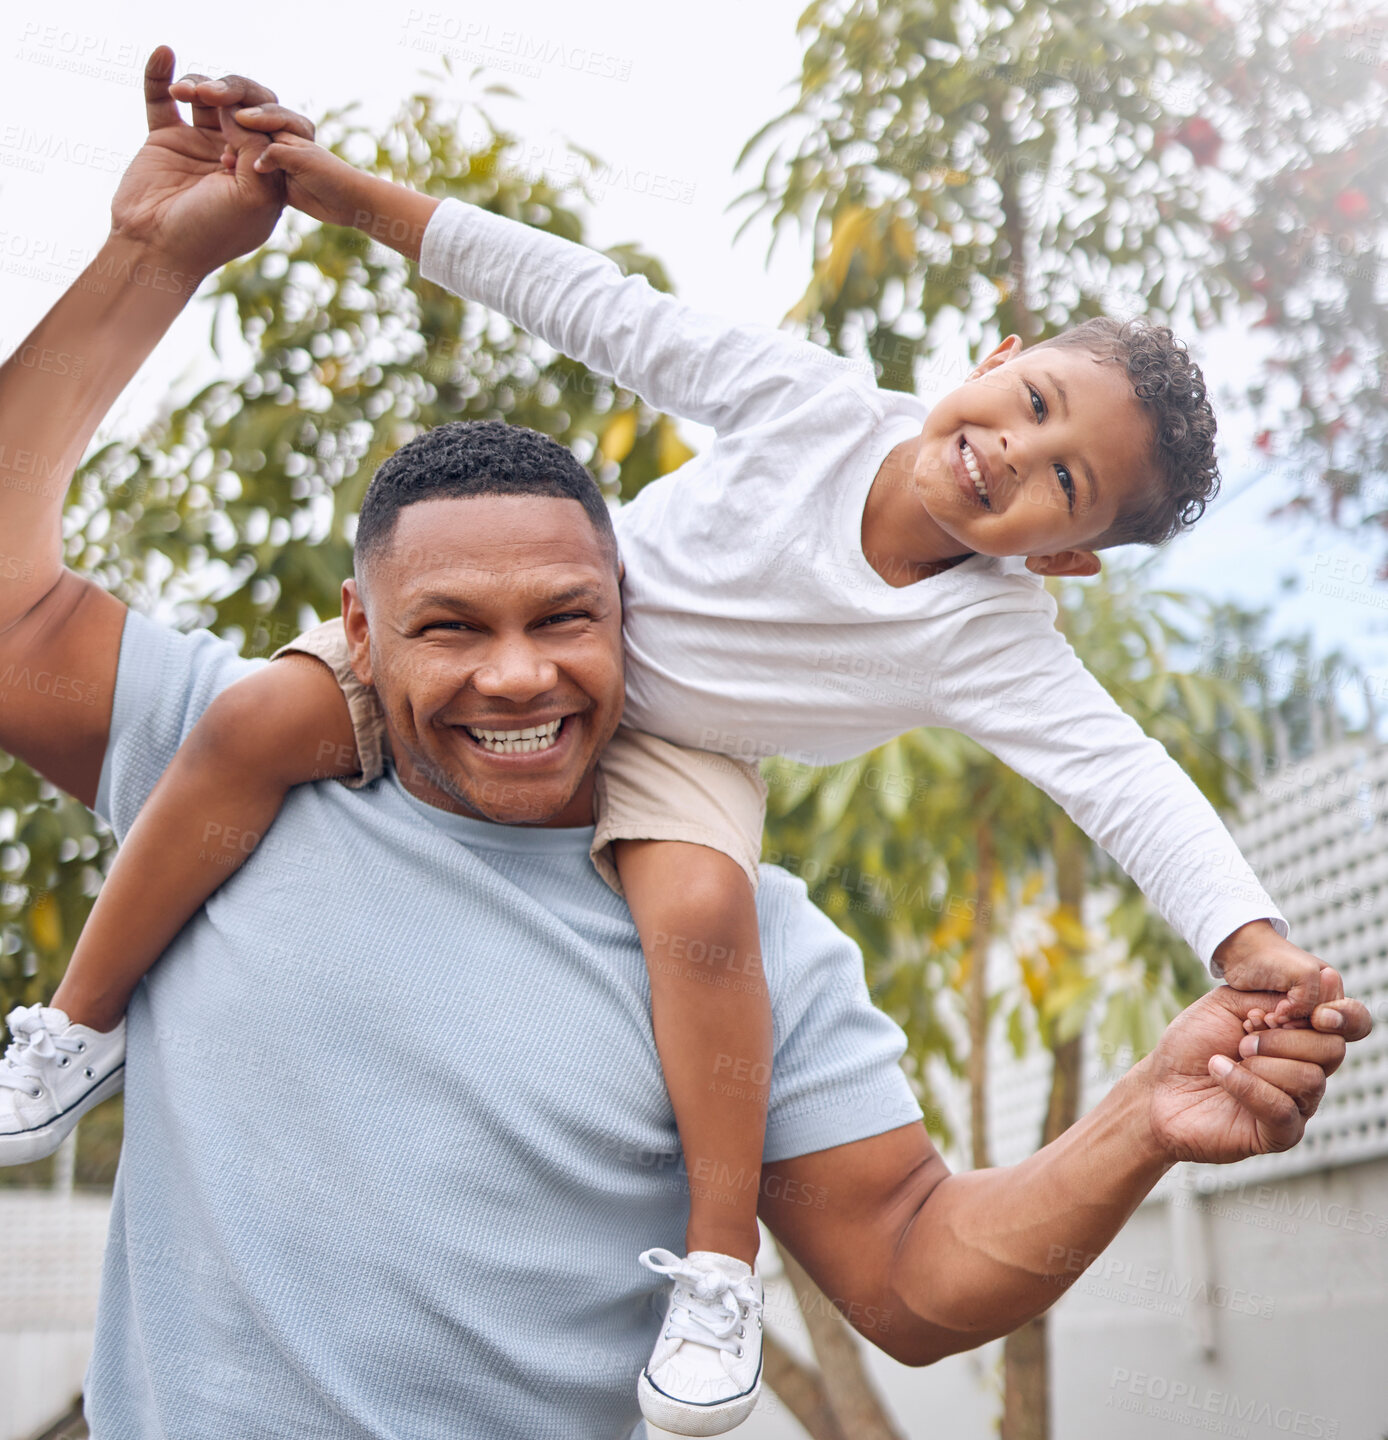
[
  {"x1": 908, "y1": 338, "x2": 1159, "y2": 572},
  {"x1": 344, "y1": 494, "x2": 625, "y2": 828}
]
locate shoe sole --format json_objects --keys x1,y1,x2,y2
[
  {"x1": 0, "y1": 1064, "x2": 125, "y2": 1167},
  {"x1": 637, "y1": 1370, "x2": 761, "y2": 1436}
]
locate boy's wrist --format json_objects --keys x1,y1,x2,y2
[
  {"x1": 349, "y1": 176, "x2": 441, "y2": 263},
  {"x1": 1211, "y1": 917, "x2": 1276, "y2": 975}
]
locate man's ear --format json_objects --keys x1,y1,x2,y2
[
  {"x1": 968, "y1": 333, "x2": 1023, "y2": 382},
  {"x1": 342, "y1": 578, "x2": 374, "y2": 687},
  {"x1": 1025, "y1": 549, "x2": 1102, "y2": 578}
]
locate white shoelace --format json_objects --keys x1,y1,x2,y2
[
  {"x1": 0, "y1": 1005, "x2": 82, "y2": 1095},
  {"x1": 640, "y1": 1248, "x2": 760, "y2": 1357}
]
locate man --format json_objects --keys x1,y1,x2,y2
[{"x1": 0, "y1": 49, "x2": 1370, "y2": 1440}]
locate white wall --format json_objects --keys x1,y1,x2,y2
[{"x1": 0, "y1": 1192, "x2": 108, "y2": 1440}]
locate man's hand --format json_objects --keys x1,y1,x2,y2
[
  {"x1": 1139, "y1": 965, "x2": 1370, "y2": 1165},
  {"x1": 107, "y1": 47, "x2": 314, "y2": 287},
  {"x1": 1212, "y1": 919, "x2": 1333, "y2": 1030}
]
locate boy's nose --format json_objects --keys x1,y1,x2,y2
[{"x1": 997, "y1": 430, "x2": 1021, "y2": 477}]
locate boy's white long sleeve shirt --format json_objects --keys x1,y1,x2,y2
[{"x1": 419, "y1": 198, "x2": 1286, "y2": 968}]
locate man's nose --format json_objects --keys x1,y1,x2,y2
[{"x1": 472, "y1": 638, "x2": 560, "y2": 699}]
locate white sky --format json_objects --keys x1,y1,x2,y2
[{"x1": 2, "y1": 0, "x2": 1382, "y2": 719}]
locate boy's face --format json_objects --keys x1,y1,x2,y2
[{"x1": 909, "y1": 336, "x2": 1159, "y2": 575}]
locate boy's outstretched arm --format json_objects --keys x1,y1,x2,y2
[
  {"x1": 223, "y1": 105, "x2": 853, "y2": 437},
  {"x1": 51, "y1": 655, "x2": 358, "y2": 1032},
  {"x1": 937, "y1": 613, "x2": 1326, "y2": 1021}
]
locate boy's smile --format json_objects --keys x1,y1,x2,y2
[{"x1": 863, "y1": 336, "x2": 1162, "y2": 584}]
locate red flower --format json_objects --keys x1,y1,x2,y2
[
  {"x1": 1334, "y1": 188, "x2": 1371, "y2": 222},
  {"x1": 1254, "y1": 430, "x2": 1275, "y2": 454},
  {"x1": 1175, "y1": 117, "x2": 1222, "y2": 167}
]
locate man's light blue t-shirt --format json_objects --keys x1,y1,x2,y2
[{"x1": 85, "y1": 612, "x2": 923, "y2": 1440}]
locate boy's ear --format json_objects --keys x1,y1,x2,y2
[
  {"x1": 1025, "y1": 549, "x2": 1102, "y2": 578},
  {"x1": 968, "y1": 333, "x2": 1023, "y2": 381}
]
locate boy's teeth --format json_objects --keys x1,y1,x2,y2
[
  {"x1": 465, "y1": 718, "x2": 563, "y2": 754},
  {"x1": 961, "y1": 439, "x2": 989, "y2": 507}
]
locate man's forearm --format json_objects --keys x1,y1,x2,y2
[
  {"x1": 891, "y1": 1062, "x2": 1170, "y2": 1358},
  {"x1": 0, "y1": 234, "x2": 202, "y2": 628}
]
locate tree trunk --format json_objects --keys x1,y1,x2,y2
[
  {"x1": 774, "y1": 1240, "x2": 907, "y2": 1440},
  {"x1": 1000, "y1": 1316, "x2": 1048, "y2": 1440},
  {"x1": 968, "y1": 822, "x2": 996, "y2": 1171},
  {"x1": 1000, "y1": 820, "x2": 1088, "y2": 1440},
  {"x1": 761, "y1": 1330, "x2": 848, "y2": 1440},
  {"x1": 987, "y1": 106, "x2": 1035, "y2": 337}
]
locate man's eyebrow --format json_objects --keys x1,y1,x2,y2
[
  {"x1": 401, "y1": 582, "x2": 606, "y2": 621},
  {"x1": 400, "y1": 591, "x2": 475, "y2": 621},
  {"x1": 1042, "y1": 369, "x2": 1098, "y2": 511},
  {"x1": 541, "y1": 583, "x2": 605, "y2": 607}
]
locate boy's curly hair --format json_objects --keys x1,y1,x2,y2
[{"x1": 1030, "y1": 317, "x2": 1220, "y2": 548}]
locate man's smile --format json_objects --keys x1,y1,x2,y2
[
  {"x1": 454, "y1": 713, "x2": 580, "y2": 761},
  {"x1": 463, "y1": 716, "x2": 564, "y2": 753}
]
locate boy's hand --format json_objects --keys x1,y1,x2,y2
[
  {"x1": 1212, "y1": 920, "x2": 1331, "y2": 1031},
  {"x1": 233, "y1": 114, "x2": 440, "y2": 262},
  {"x1": 231, "y1": 117, "x2": 372, "y2": 230}
]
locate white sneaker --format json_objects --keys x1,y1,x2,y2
[
  {"x1": 0, "y1": 1005, "x2": 125, "y2": 1165},
  {"x1": 637, "y1": 1248, "x2": 764, "y2": 1436}
]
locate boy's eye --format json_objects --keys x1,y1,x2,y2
[
  {"x1": 1056, "y1": 465, "x2": 1075, "y2": 511},
  {"x1": 540, "y1": 611, "x2": 590, "y2": 626},
  {"x1": 1028, "y1": 384, "x2": 1046, "y2": 422}
]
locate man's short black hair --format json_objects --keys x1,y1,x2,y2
[{"x1": 354, "y1": 419, "x2": 619, "y2": 575}]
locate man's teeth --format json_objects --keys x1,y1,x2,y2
[
  {"x1": 961, "y1": 440, "x2": 990, "y2": 507},
  {"x1": 464, "y1": 718, "x2": 563, "y2": 754}
]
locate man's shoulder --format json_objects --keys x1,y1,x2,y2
[
  {"x1": 753, "y1": 862, "x2": 924, "y2": 1160},
  {"x1": 96, "y1": 610, "x2": 265, "y2": 832},
  {"x1": 755, "y1": 863, "x2": 870, "y2": 998}
]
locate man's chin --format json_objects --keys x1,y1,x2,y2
[{"x1": 405, "y1": 749, "x2": 590, "y2": 826}]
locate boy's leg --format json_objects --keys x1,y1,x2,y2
[
  {"x1": 615, "y1": 838, "x2": 769, "y2": 1269},
  {"x1": 50, "y1": 653, "x2": 360, "y2": 1032}
]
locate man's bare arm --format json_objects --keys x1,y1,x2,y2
[
  {"x1": 759, "y1": 978, "x2": 1370, "y2": 1367},
  {"x1": 0, "y1": 50, "x2": 310, "y2": 804}
]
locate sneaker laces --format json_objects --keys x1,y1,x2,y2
[
  {"x1": 640, "y1": 1248, "x2": 760, "y2": 1357},
  {"x1": 0, "y1": 1005, "x2": 81, "y2": 1094}
]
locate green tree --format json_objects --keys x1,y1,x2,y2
[
  {"x1": 0, "y1": 80, "x2": 689, "y2": 1186},
  {"x1": 737, "y1": 0, "x2": 1388, "y2": 545}
]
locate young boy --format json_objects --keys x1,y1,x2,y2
[{"x1": 1, "y1": 111, "x2": 1321, "y2": 1436}]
